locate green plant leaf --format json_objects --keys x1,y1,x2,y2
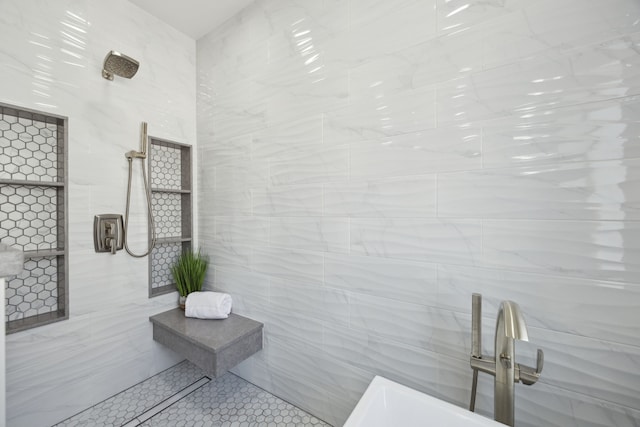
[{"x1": 171, "y1": 249, "x2": 209, "y2": 296}]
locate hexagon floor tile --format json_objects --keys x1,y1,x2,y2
[
  {"x1": 54, "y1": 361, "x2": 205, "y2": 427},
  {"x1": 140, "y1": 371, "x2": 331, "y2": 427},
  {"x1": 55, "y1": 361, "x2": 332, "y2": 427}
]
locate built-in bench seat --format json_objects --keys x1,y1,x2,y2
[{"x1": 149, "y1": 308, "x2": 263, "y2": 377}]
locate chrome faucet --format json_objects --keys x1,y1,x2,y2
[{"x1": 469, "y1": 294, "x2": 544, "y2": 426}]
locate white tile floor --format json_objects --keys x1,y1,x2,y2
[{"x1": 54, "y1": 361, "x2": 331, "y2": 427}]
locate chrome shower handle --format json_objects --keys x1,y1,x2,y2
[
  {"x1": 517, "y1": 349, "x2": 544, "y2": 385},
  {"x1": 107, "y1": 237, "x2": 117, "y2": 254},
  {"x1": 105, "y1": 222, "x2": 118, "y2": 254}
]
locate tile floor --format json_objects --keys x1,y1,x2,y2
[{"x1": 54, "y1": 361, "x2": 331, "y2": 427}]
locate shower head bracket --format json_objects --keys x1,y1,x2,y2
[{"x1": 102, "y1": 69, "x2": 115, "y2": 81}]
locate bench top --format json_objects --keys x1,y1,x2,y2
[{"x1": 149, "y1": 308, "x2": 263, "y2": 354}]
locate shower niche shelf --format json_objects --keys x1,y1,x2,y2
[
  {"x1": 0, "y1": 102, "x2": 69, "y2": 334},
  {"x1": 148, "y1": 137, "x2": 192, "y2": 298}
]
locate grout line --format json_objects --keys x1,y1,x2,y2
[{"x1": 123, "y1": 376, "x2": 211, "y2": 426}]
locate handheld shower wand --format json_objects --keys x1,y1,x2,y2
[{"x1": 123, "y1": 122, "x2": 157, "y2": 257}]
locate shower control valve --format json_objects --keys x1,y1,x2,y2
[{"x1": 94, "y1": 214, "x2": 124, "y2": 254}]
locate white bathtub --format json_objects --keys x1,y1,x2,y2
[{"x1": 343, "y1": 376, "x2": 502, "y2": 427}]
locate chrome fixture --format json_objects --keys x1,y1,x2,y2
[
  {"x1": 102, "y1": 50, "x2": 139, "y2": 80},
  {"x1": 469, "y1": 294, "x2": 544, "y2": 426},
  {"x1": 94, "y1": 214, "x2": 124, "y2": 254},
  {"x1": 123, "y1": 122, "x2": 157, "y2": 258}
]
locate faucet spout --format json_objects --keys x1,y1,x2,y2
[
  {"x1": 494, "y1": 300, "x2": 528, "y2": 426},
  {"x1": 498, "y1": 301, "x2": 529, "y2": 342}
]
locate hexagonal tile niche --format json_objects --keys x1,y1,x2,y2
[
  {"x1": 0, "y1": 112, "x2": 59, "y2": 182},
  {"x1": 152, "y1": 192, "x2": 182, "y2": 239},
  {"x1": 151, "y1": 243, "x2": 182, "y2": 289},
  {"x1": 148, "y1": 138, "x2": 192, "y2": 298},
  {"x1": 0, "y1": 185, "x2": 58, "y2": 251},
  {"x1": 150, "y1": 143, "x2": 182, "y2": 190},
  {"x1": 6, "y1": 257, "x2": 58, "y2": 322},
  {"x1": 1, "y1": 104, "x2": 67, "y2": 332}
]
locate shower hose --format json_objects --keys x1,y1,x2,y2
[{"x1": 123, "y1": 156, "x2": 157, "y2": 257}]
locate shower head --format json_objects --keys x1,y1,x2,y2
[{"x1": 102, "y1": 50, "x2": 139, "y2": 81}]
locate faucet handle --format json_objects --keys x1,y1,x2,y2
[{"x1": 518, "y1": 348, "x2": 544, "y2": 385}]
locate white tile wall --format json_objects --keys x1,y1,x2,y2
[
  {"x1": 197, "y1": 0, "x2": 640, "y2": 426},
  {"x1": 0, "y1": 1, "x2": 196, "y2": 426}
]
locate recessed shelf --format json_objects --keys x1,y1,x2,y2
[
  {"x1": 1, "y1": 101, "x2": 69, "y2": 334},
  {"x1": 148, "y1": 137, "x2": 193, "y2": 298},
  {"x1": 156, "y1": 237, "x2": 192, "y2": 244},
  {"x1": 6, "y1": 309, "x2": 68, "y2": 334},
  {"x1": 23, "y1": 249, "x2": 65, "y2": 258},
  {"x1": 0, "y1": 179, "x2": 63, "y2": 187},
  {"x1": 151, "y1": 188, "x2": 191, "y2": 194}
]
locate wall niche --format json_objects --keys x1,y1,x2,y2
[{"x1": 0, "y1": 102, "x2": 68, "y2": 333}]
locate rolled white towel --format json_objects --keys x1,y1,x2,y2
[{"x1": 185, "y1": 291, "x2": 232, "y2": 319}]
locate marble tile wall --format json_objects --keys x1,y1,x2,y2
[
  {"x1": 196, "y1": 0, "x2": 640, "y2": 426},
  {"x1": 0, "y1": 1, "x2": 196, "y2": 426}
]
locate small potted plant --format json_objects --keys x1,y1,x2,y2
[{"x1": 171, "y1": 249, "x2": 209, "y2": 309}]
